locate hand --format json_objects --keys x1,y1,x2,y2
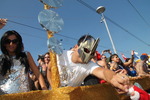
[
  {"x1": 41, "y1": 87, "x2": 48, "y2": 90},
  {"x1": 110, "y1": 73, "x2": 129, "y2": 92},
  {"x1": 115, "y1": 69, "x2": 123, "y2": 73},
  {"x1": 115, "y1": 69, "x2": 127, "y2": 75},
  {"x1": 108, "y1": 50, "x2": 112, "y2": 54},
  {"x1": 101, "y1": 50, "x2": 105, "y2": 55},
  {"x1": 0, "y1": 18, "x2": 7, "y2": 29},
  {"x1": 131, "y1": 50, "x2": 134, "y2": 56}
]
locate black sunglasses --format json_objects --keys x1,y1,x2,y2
[{"x1": 5, "y1": 39, "x2": 18, "y2": 44}]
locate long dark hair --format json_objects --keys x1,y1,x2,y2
[
  {"x1": 109, "y1": 54, "x2": 124, "y2": 66},
  {"x1": 0, "y1": 30, "x2": 29, "y2": 76}
]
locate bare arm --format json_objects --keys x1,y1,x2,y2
[
  {"x1": 92, "y1": 67, "x2": 129, "y2": 92},
  {"x1": 123, "y1": 58, "x2": 133, "y2": 66},
  {"x1": 27, "y1": 52, "x2": 47, "y2": 90},
  {"x1": 47, "y1": 62, "x2": 52, "y2": 87},
  {"x1": 124, "y1": 50, "x2": 134, "y2": 66}
]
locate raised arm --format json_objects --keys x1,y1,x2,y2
[
  {"x1": 124, "y1": 50, "x2": 134, "y2": 66},
  {"x1": 27, "y1": 52, "x2": 47, "y2": 90},
  {"x1": 0, "y1": 18, "x2": 7, "y2": 29}
]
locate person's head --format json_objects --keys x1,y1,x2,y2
[
  {"x1": 76, "y1": 34, "x2": 100, "y2": 63},
  {"x1": 109, "y1": 54, "x2": 120, "y2": 63},
  {"x1": 140, "y1": 55, "x2": 148, "y2": 61},
  {"x1": 0, "y1": 30, "x2": 29, "y2": 76},
  {"x1": 101, "y1": 55, "x2": 107, "y2": 61},
  {"x1": 141, "y1": 53, "x2": 148, "y2": 56},
  {"x1": 0, "y1": 30, "x2": 23, "y2": 56},
  {"x1": 44, "y1": 52, "x2": 50, "y2": 64}
]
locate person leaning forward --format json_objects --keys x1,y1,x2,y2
[{"x1": 47, "y1": 34, "x2": 129, "y2": 92}]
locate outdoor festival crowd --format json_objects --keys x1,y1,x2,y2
[{"x1": 0, "y1": 18, "x2": 150, "y2": 100}]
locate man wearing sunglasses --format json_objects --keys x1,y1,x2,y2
[{"x1": 47, "y1": 34, "x2": 129, "y2": 93}]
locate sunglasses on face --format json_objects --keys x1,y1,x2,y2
[{"x1": 5, "y1": 39, "x2": 18, "y2": 44}]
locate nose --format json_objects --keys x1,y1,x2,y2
[{"x1": 9, "y1": 42, "x2": 13, "y2": 45}]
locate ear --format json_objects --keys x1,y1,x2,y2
[
  {"x1": 71, "y1": 45, "x2": 78, "y2": 51},
  {"x1": 73, "y1": 45, "x2": 79, "y2": 51},
  {"x1": 74, "y1": 44, "x2": 78, "y2": 48}
]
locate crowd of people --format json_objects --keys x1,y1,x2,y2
[{"x1": 0, "y1": 18, "x2": 150, "y2": 100}]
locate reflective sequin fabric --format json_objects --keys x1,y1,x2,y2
[{"x1": 0, "y1": 58, "x2": 30, "y2": 95}]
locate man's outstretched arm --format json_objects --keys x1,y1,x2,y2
[{"x1": 92, "y1": 67, "x2": 129, "y2": 92}]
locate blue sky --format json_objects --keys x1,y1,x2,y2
[{"x1": 0, "y1": 0, "x2": 150, "y2": 63}]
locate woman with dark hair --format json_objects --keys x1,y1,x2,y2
[
  {"x1": 32, "y1": 52, "x2": 50, "y2": 90},
  {"x1": 109, "y1": 51, "x2": 134, "y2": 74},
  {"x1": 44, "y1": 52, "x2": 50, "y2": 67},
  {"x1": 109, "y1": 54, "x2": 124, "y2": 72},
  {"x1": 43, "y1": 52, "x2": 51, "y2": 89},
  {"x1": 37, "y1": 52, "x2": 50, "y2": 89},
  {"x1": 0, "y1": 21, "x2": 47, "y2": 95}
]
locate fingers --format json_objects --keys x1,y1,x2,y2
[
  {"x1": 0, "y1": 18, "x2": 7, "y2": 23},
  {"x1": 119, "y1": 69, "x2": 127, "y2": 75},
  {"x1": 131, "y1": 50, "x2": 135, "y2": 56},
  {"x1": 110, "y1": 74, "x2": 129, "y2": 92},
  {"x1": 114, "y1": 73, "x2": 129, "y2": 86},
  {"x1": 0, "y1": 18, "x2": 7, "y2": 29},
  {"x1": 115, "y1": 69, "x2": 122, "y2": 73},
  {"x1": 118, "y1": 74, "x2": 129, "y2": 85}
]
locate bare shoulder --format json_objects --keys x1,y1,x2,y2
[
  {"x1": 135, "y1": 62, "x2": 143, "y2": 68},
  {"x1": 136, "y1": 62, "x2": 143, "y2": 66},
  {"x1": 25, "y1": 51, "x2": 32, "y2": 57},
  {"x1": 25, "y1": 51, "x2": 34, "y2": 62}
]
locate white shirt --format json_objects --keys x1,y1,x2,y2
[{"x1": 57, "y1": 50, "x2": 99, "y2": 87}]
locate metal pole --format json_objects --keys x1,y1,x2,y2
[{"x1": 101, "y1": 13, "x2": 117, "y2": 54}]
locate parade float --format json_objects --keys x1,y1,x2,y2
[{"x1": 0, "y1": 0, "x2": 150, "y2": 100}]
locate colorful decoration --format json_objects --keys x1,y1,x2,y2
[
  {"x1": 121, "y1": 53, "x2": 127, "y2": 61},
  {"x1": 38, "y1": 9, "x2": 64, "y2": 33},
  {"x1": 47, "y1": 37, "x2": 63, "y2": 55},
  {"x1": 38, "y1": 0, "x2": 64, "y2": 89}
]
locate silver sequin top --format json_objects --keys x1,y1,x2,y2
[{"x1": 0, "y1": 57, "x2": 30, "y2": 95}]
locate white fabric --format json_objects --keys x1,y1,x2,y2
[
  {"x1": 57, "y1": 50, "x2": 99, "y2": 87},
  {"x1": 128, "y1": 87, "x2": 135, "y2": 95},
  {"x1": 0, "y1": 56, "x2": 30, "y2": 95},
  {"x1": 128, "y1": 87, "x2": 140, "y2": 100},
  {"x1": 130, "y1": 91, "x2": 140, "y2": 100}
]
